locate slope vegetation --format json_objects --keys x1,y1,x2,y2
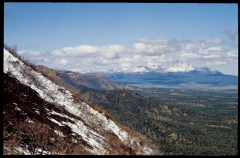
[
  {"x1": 3, "y1": 46, "x2": 156, "y2": 155},
  {"x1": 76, "y1": 86, "x2": 238, "y2": 156}
]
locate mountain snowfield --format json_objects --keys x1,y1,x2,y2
[
  {"x1": 121, "y1": 65, "x2": 162, "y2": 73},
  {"x1": 165, "y1": 60, "x2": 195, "y2": 72},
  {"x1": 72, "y1": 60, "x2": 221, "y2": 74},
  {"x1": 111, "y1": 61, "x2": 219, "y2": 74},
  {"x1": 3, "y1": 48, "x2": 154, "y2": 155}
]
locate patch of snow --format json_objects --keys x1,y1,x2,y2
[
  {"x1": 209, "y1": 68, "x2": 217, "y2": 72},
  {"x1": 54, "y1": 130, "x2": 65, "y2": 137},
  {"x1": 15, "y1": 106, "x2": 21, "y2": 111},
  {"x1": 15, "y1": 147, "x2": 30, "y2": 155},
  {"x1": 195, "y1": 68, "x2": 206, "y2": 72},
  {"x1": 47, "y1": 117, "x2": 65, "y2": 127},
  {"x1": 25, "y1": 117, "x2": 34, "y2": 123}
]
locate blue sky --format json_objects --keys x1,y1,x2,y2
[{"x1": 4, "y1": 3, "x2": 238, "y2": 75}]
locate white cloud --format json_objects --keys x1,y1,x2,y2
[
  {"x1": 191, "y1": 38, "x2": 224, "y2": 45},
  {"x1": 22, "y1": 37, "x2": 237, "y2": 74},
  {"x1": 212, "y1": 38, "x2": 225, "y2": 45},
  {"x1": 133, "y1": 39, "x2": 175, "y2": 55},
  {"x1": 225, "y1": 28, "x2": 238, "y2": 47},
  {"x1": 132, "y1": 55, "x2": 141, "y2": 60},
  {"x1": 202, "y1": 54, "x2": 220, "y2": 59},
  {"x1": 18, "y1": 50, "x2": 42, "y2": 57},
  {"x1": 51, "y1": 50, "x2": 65, "y2": 56},
  {"x1": 120, "y1": 63, "x2": 131, "y2": 70},
  {"x1": 206, "y1": 61, "x2": 227, "y2": 65},
  {"x1": 51, "y1": 44, "x2": 126, "y2": 59},
  {"x1": 118, "y1": 57, "x2": 136, "y2": 63},
  {"x1": 205, "y1": 47, "x2": 224, "y2": 52},
  {"x1": 180, "y1": 52, "x2": 198, "y2": 59},
  {"x1": 223, "y1": 50, "x2": 238, "y2": 64},
  {"x1": 43, "y1": 58, "x2": 50, "y2": 62},
  {"x1": 102, "y1": 60, "x2": 109, "y2": 65},
  {"x1": 226, "y1": 50, "x2": 238, "y2": 58},
  {"x1": 144, "y1": 55, "x2": 171, "y2": 65},
  {"x1": 81, "y1": 58, "x2": 95, "y2": 66},
  {"x1": 51, "y1": 45, "x2": 98, "y2": 57},
  {"x1": 55, "y1": 59, "x2": 71, "y2": 65}
]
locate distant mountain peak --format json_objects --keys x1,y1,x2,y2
[{"x1": 165, "y1": 60, "x2": 195, "y2": 72}]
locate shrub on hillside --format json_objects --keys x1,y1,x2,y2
[{"x1": 4, "y1": 44, "x2": 34, "y2": 67}]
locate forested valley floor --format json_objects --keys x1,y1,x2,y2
[{"x1": 78, "y1": 86, "x2": 238, "y2": 156}]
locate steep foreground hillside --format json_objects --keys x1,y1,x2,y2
[{"x1": 3, "y1": 47, "x2": 158, "y2": 155}]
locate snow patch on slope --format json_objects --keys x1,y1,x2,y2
[{"x1": 4, "y1": 48, "x2": 153, "y2": 155}]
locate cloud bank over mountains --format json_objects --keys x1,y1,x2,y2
[{"x1": 17, "y1": 29, "x2": 238, "y2": 75}]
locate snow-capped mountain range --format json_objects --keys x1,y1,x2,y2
[
  {"x1": 104, "y1": 60, "x2": 222, "y2": 74},
  {"x1": 66, "y1": 60, "x2": 223, "y2": 75},
  {"x1": 52, "y1": 60, "x2": 236, "y2": 89},
  {"x1": 107, "y1": 65, "x2": 162, "y2": 73},
  {"x1": 102, "y1": 60, "x2": 237, "y2": 89}
]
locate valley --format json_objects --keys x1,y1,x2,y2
[
  {"x1": 81, "y1": 87, "x2": 238, "y2": 155},
  {"x1": 49, "y1": 66, "x2": 238, "y2": 156}
]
